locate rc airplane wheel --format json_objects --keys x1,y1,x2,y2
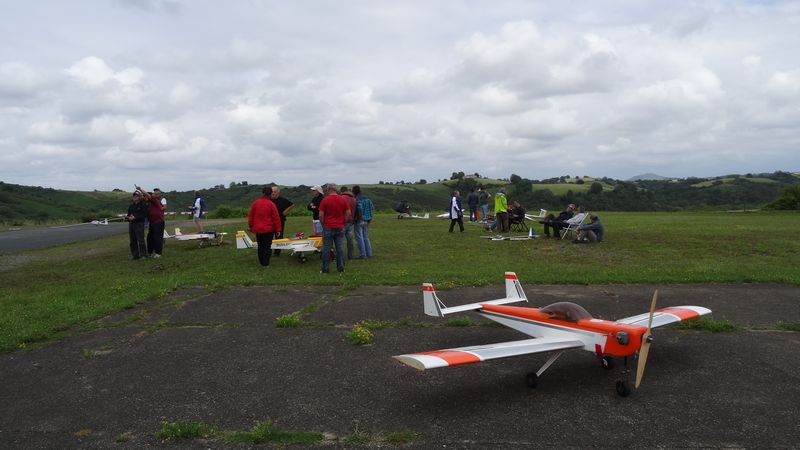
[
  {"x1": 300, "y1": 256, "x2": 308, "y2": 263},
  {"x1": 601, "y1": 356, "x2": 615, "y2": 370},
  {"x1": 615, "y1": 380, "x2": 631, "y2": 397},
  {"x1": 525, "y1": 372, "x2": 538, "y2": 388}
]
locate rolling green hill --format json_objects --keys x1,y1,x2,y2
[{"x1": 2, "y1": 171, "x2": 798, "y2": 224}]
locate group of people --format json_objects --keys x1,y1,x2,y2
[
  {"x1": 126, "y1": 188, "x2": 206, "y2": 260},
  {"x1": 247, "y1": 183, "x2": 375, "y2": 273},
  {"x1": 449, "y1": 187, "x2": 605, "y2": 243},
  {"x1": 540, "y1": 203, "x2": 605, "y2": 243}
]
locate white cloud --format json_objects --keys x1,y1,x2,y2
[{"x1": 0, "y1": 1, "x2": 798, "y2": 190}]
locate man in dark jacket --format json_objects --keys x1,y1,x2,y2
[
  {"x1": 269, "y1": 185, "x2": 294, "y2": 257},
  {"x1": 125, "y1": 191, "x2": 148, "y2": 259}
]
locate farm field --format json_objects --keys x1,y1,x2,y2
[{"x1": 1, "y1": 211, "x2": 798, "y2": 353}]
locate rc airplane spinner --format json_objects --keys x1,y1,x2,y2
[
  {"x1": 236, "y1": 230, "x2": 322, "y2": 263},
  {"x1": 173, "y1": 227, "x2": 227, "y2": 247},
  {"x1": 394, "y1": 272, "x2": 711, "y2": 396}
]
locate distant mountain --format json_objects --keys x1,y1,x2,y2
[{"x1": 628, "y1": 173, "x2": 670, "y2": 181}]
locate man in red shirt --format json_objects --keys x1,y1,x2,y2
[
  {"x1": 248, "y1": 186, "x2": 282, "y2": 267},
  {"x1": 136, "y1": 185, "x2": 166, "y2": 258},
  {"x1": 319, "y1": 183, "x2": 351, "y2": 274}
]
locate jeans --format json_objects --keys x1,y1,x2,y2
[
  {"x1": 480, "y1": 204, "x2": 489, "y2": 222},
  {"x1": 344, "y1": 222, "x2": 355, "y2": 260},
  {"x1": 355, "y1": 220, "x2": 372, "y2": 258},
  {"x1": 322, "y1": 227, "x2": 346, "y2": 273}
]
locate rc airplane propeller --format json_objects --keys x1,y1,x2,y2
[{"x1": 394, "y1": 272, "x2": 711, "y2": 396}]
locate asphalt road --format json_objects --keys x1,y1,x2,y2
[
  {"x1": 0, "y1": 223, "x2": 130, "y2": 254},
  {"x1": 0, "y1": 220, "x2": 240, "y2": 254},
  {"x1": 1, "y1": 282, "x2": 798, "y2": 448}
]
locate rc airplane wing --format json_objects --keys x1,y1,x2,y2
[
  {"x1": 525, "y1": 209, "x2": 548, "y2": 221},
  {"x1": 174, "y1": 227, "x2": 227, "y2": 246},
  {"x1": 394, "y1": 337, "x2": 584, "y2": 370},
  {"x1": 615, "y1": 306, "x2": 711, "y2": 328}
]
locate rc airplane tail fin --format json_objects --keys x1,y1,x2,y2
[
  {"x1": 163, "y1": 229, "x2": 172, "y2": 239},
  {"x1": 423, "y1": 213, "x2": 430, "y2": 219},
  {"x1": 422, "y1": 272, "x2": 528, "y2": 318},
  {"x1": 174, "y1": 227, "x2": 182, "y2": 236},
  {"x1": 236, "y1": 230, "x2": 257, "y2": 249}
]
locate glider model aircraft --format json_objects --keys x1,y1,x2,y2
[
  {"x1": 393, "y1": 272, "x2": 711, "y2": 396},
  {"x1": 236, "y1": 230, "x2": 322, "y2": 263},
  {"x1": 89, "y1": 217, "x2": 124, "y2": 226},
  {"x1": 481, "y1": 228, "x2": 538, "y2": 241},
  {"x1": 398, "y1": 212, "x2": 430, "y2": 219},
  {"x1": 173, "y1": 227, "x2": 227, "y2": 247},
  {"x1": 525, "y1": 209, "x2": 548, "y2": 221}
]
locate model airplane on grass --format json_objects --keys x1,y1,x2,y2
[
  {"x1": 398, "y1": 212, "x2": 430, "y2": 220},
  {"x1": 173, "y1": 227, "x2": 227, "y2": 247},
  {"x1": 236, "y1": 230, "x2": 322, "y2": 263},
  {"x1": 393, "y1": 272, "x2": 711, "y2": 397},
  {"x1": 481, "y1": 228, "x2": 538, "y2": 241}
]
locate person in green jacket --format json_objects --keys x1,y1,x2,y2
[{"x1": 494, "y1": 188, "x2": 509, "y2": 233}]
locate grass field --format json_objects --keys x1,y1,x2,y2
[{"x1": 1, "y1": 211, "x2": 798, "y2": 352}]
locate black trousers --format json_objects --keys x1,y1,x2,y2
[
  {"x1": 449, "y1": 217, "x2": 464, "y2": 232},
  {"x1": 129, "y1": 222, "x2": 146, "y2": 258},
  {"x1": 256, "y1": 233, "x2": 275, "y2": 266},
  {"x1": 147, "y1": 221, "x2": 165, "y2": 255},
  {"x1": 273, "y1": 217, "x2": 287, "y2": 256}
]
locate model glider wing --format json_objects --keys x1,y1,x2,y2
[
  {"x1": 394, "y1": 337, "x2": 583, "y2": 371},
  {"x1": 615, "y1": 306, "x2": 711, "y2": 328}
]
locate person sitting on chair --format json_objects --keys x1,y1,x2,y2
[
  {"x1": 510, "y1": 200, "x2": 525, "y2": 220},
  {"x1": 540, "y1": 204, "x2": 574, "y2": 239},
  {"x1": 575, "y1": 214, "x2": 604, "y2": 243}
]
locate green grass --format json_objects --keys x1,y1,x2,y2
[
  {"x1": 1, "y1": 211, "x2": 799, "y2": 352},
  {"x1": 224, "y1": 421, "x2": 323, "y2": 445},
  {"x1": 775, "y1": 321, "x2": 800, "y2": 332},
  {"x1": 156, "y1": 421, "x2": 218, "y2": 442},
  {"x1": 674, "y1": 317, "x2": 742, "y2": 332},
  {"x1": 345, "y1": 324, "x2": 374, "y2": 345}
]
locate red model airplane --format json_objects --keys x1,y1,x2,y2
[{"x1": 394, "y1": 272, "x2": 711, "y2": 396}]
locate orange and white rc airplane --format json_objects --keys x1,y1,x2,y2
[{"x1": 394, "y1": 272, "x2": 711, "y2": 396}]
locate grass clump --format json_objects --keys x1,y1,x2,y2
[
  {"x1": 345, "y1": 324, "x2": 374, "y2": 345},
  {"x1": 675, "y1": 317, "x2": 741, "y2": 332},
  {"x1": 445, "y1": 316, "x2": 479, "y2": 327},
  {"x1": 274, "y1": 313, "x2": 302, "y2": 328},
  {"x1": 224, "y1": 421, "x2": 323, "y2": 445},
  {"x1": 776, "y1": 321, "x2": 800, "y2": 332},
  {"x1": 386, "y1": 430, "x2": 418, "y2": 445},
  {"x1": 156, "y1": 420, "x2": 217, "y2": 442}
]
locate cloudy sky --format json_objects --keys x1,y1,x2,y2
[{"x1": 1, "y1": 0, "x2": 798, "y2": 191}]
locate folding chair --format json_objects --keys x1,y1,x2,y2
[
  {"x1": 509, "y1": 214, "x2": 528, "y2": 232},
  {"x1": 559, "y1": 212, "x2": 587, "y2": 239}
]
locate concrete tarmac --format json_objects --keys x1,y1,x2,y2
[{"x1": 1, "y1": 283, "x2": 798, "y2": 448}]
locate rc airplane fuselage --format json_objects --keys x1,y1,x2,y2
[
  {"x1": 236, "y1": 230, "x2": 322, "y2": 262},
  {"x1": 394, "y1": 272, "x2": 711, "y2": 396},
  {"x1": 173, "y1": 227, "x2": 227, "y2": 246}
]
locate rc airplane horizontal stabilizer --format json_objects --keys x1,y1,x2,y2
[{"x1": 395, "y1": 274, "x2": 712, "y2": 397}]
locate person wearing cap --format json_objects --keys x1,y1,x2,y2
[
  {"x1": 318, "y1": 183, "x2": 351, "y2": 274},
  {"x1": 125, "y1": 191, "x2": 148, "y2": 259},
  {"x1": 493, "y1": 188, "x2": 509, "y2": 233},
  {"x1": 136, "y1": 185, "x2": 166, "y2": 258},
  {"x1": 248, "y1": 186, "x2": 282, "y2": 267},
  {"x1": 575, "y1": 214, "x2": 604, "y2": 243},
  {"x1": 307, "y1": 185, "x2": 324, "y2": 235},
  {"x1": 269, "y1": 185, "x2": 295, "y2": 257},
  {"x1": 541, "y1": 204, "x2": 575, "y2": 239}
]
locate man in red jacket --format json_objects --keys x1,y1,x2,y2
[
  {"x1": 319, "y1": 183, "x2": 351, "y2": 274},
  {"x1": 248, "y1": 186, "x2": 282, "y2": 267}
]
